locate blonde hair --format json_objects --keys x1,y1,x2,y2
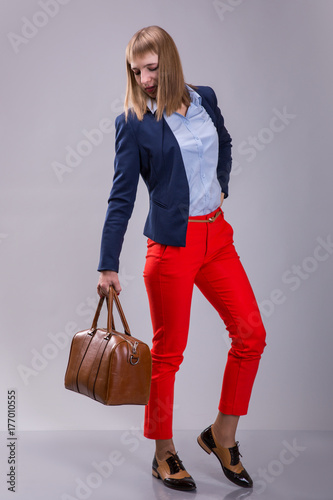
[{"x1": 124, "y1": 26, "x2": 192, "y2": 121}]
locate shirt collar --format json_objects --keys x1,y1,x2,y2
[
  {"x1": 146, "y1": 84, "x2": 201, "y2": 114},
  {"x1": 147, "y1": 97, "x2": 158, "y2": 114}
]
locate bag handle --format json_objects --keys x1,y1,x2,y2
[
  {"x1": 107, "y1": 285, "x2": 131, "y2": 336},
  {"x1": 90, "y1": 286, "x2": 131, "y2": 336}
]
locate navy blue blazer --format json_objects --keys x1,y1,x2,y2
[{"x1": 98, "y1": 85, "x2": 232, "y2": 272}]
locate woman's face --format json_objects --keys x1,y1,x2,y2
[{"x1": 130, "y1": 51, "x2": 159, "y2": 99}]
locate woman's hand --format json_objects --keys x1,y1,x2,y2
[
  {"x1": 220, "y1": 192, "x2": 225, "y2": 206},
  {"x1": 97, "y1": 270, "x2": 122, "y2": 297}
]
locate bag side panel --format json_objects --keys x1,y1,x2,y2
[{"x1": 64, "y1": 330, "x2": 94, "y2": 393}]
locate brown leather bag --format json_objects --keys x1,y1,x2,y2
[{"x1": 64, "y1": 287, "x2": 152, "y2": 405}]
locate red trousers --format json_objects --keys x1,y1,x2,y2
[{"x1": 143, "y1": 207, "x2": 266, "y2": 439}]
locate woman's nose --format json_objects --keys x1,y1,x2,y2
[{"x1": 140, "y1": 69, "x2": 151, "y2": 85}]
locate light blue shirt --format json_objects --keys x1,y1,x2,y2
[{"x1": 147, "y1": 85, "x2": 221, "y2": 216}]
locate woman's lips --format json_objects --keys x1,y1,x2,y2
[{"x1": 145, "y1": 86, "x2": 156, "y2": 93}]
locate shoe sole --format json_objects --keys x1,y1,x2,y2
[{"x1": 152, "y1": 468, "x2": 160, "y2": 479}]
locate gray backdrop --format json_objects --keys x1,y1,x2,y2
[{"x1": 1, "y1": 0, "x2": 332, "y2": 434}]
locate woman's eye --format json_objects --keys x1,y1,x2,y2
[{"x1": 132, "y1": 66, "x2": 158, "y2": 75}]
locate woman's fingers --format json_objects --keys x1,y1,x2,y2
[
  {"x1": 97, "y1": 271, "x2": 122, "y2": 297},
  {"x1": 111, "y1": 278, "x2": 122, "y2": 295}
]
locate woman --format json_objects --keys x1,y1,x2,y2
[{"x1": 97, "y1": 25, "x2": 266, "y2": 492}]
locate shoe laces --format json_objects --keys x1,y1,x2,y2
[
  {"x1": 166, "y1": 452, "x2": 185, "y2": 474},
  {"x1": 229, "y1": 441, "x2": 242, "y2": 466}
]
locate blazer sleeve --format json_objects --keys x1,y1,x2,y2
[
  {"x1": 97, "y1": 113, "x2": 141, "y2": 273},
  {"x1": 210, "y1": 87, "x2": 232, "y2": 198}
]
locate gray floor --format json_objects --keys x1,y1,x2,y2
[{"x1": 0, "y1": 430, "x2": 332, "y2": 500}]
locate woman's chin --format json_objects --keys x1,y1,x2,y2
[{"x1": 144, "y1": 87, "x2": 157, "y2": 98}]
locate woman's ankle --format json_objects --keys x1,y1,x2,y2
[
  {"x1": 212, "y1": 426, "x2": 236, "y2": 448},
  {"x1": 212, "y1": 413, "x2": 240, "y2": 448},
  {"x1": 155, "y1": 438, "x2": 176, "y2": 461}
]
